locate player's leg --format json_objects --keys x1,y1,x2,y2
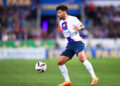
[
  {"x1": 58, "y1": 48, "x2": 74, "y2": 86},
  {"x1": 58, "y1": 56, "x2": 70, "y2": 65},
  {"x1": 58, "y1": 56, "x2": 71, "y2": 82},
  {"x1": 78, "y1": 51, "x2": 96, "y2": 77},
  {"x1": 58, "y1": 56, "x2": 72, "y2": 86},
  {"x1": 77, "y1": 51, "x2": 99, "y2": 85}
]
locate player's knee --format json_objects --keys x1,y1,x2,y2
[
  {"x1": 58, "y1": 61, "x2": 64, "y2": 65},
  {"x1": 79, "y1": 57, "x2": 86, "y2": 63},
  {"x1": 80, "y1": 59, "x2": 84, "y2": 62}
]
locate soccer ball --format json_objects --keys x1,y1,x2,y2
[{"x1": 35, "y1": 61, "x2": 47, "y2": 72}]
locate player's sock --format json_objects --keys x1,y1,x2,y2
[
  {"x1": 83, "y1": 60, "x2": 96, "y2": 78},
  {"x1": 58, "y1": 64, "x2": 70, "y2": 82}
]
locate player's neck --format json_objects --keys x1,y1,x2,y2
[{"x1": 63, "y1": 14, "x2": 68, "y2": 20}]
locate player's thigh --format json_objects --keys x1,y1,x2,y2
[
  {"x1": 78, "y1": 51, "x2": 86, "y2": 62},
  {"x1": 58, "y1": 56, "x2": 70, "y2": 65},
  {"x1": 58, "y1": 49, "x2": 75, "y2": 65}
]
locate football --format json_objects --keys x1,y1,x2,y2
[{"x1": 35, "y1": 61, "x2": 47, "y2": 72}]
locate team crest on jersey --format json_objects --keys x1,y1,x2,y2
[
  {"x1": 62, "y1": 22, "x2": 68, "y2": 30},
  {"x1": 63, "y1": 24, "x2": 65, "y2": 27}
]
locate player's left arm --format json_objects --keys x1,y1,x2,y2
[
  {"x1": 73, "y1": 24, "x2": 85, "y2": 31},
  {"x1": 73, "y1": 17, "x2": 85, "y2": 31}
]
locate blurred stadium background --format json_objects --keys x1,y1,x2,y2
[
  {"x1": 0, "y1": 0, "x2": 120, "y2": 86},
  {"x1": 0, "y1": 0, "x2": 120, "y2": 59}
]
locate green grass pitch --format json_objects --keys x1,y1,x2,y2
[{"x1": 0, "y1": 58, "x2": 120, "y2": 86}]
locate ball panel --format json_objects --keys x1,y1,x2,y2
[{"x1": 35, "y1": 61, "x2": 47, "y2": 72}]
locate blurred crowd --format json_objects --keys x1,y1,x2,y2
[
  {"x1": 0, "y1": 5, "x2": 120, "y2": 41},
  {"x1": 0, "y1": 5, "x2": 30, "y2": 41},
  {"x1": 85, "y1": 5, "x2": 120, "y2": 38},
  {"x1": 0, "y1": 4, "x2": 41, "y2": 41}
]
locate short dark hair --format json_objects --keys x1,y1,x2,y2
[{"x1": 56, "y1": 5, "x2": 68, "y2": 12}]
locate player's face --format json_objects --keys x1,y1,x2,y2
[{"x1": 57, "y1": 10, "x2": 65, "y2": 20}]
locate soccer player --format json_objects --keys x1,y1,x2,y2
[{"x1": 56, "y1": 5, "x2": 99, "y2": 86}]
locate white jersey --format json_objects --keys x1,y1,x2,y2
[{"x1": 58, "y1": 15, "x2": 83, "y2": 43}]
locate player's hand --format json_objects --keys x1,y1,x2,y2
[
  {"x1": 73, "y1": 26, "x2": 81, "y2": 31},
  {"x1": 73, "y1": 25, "x2": 85, "y2": 31}
]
